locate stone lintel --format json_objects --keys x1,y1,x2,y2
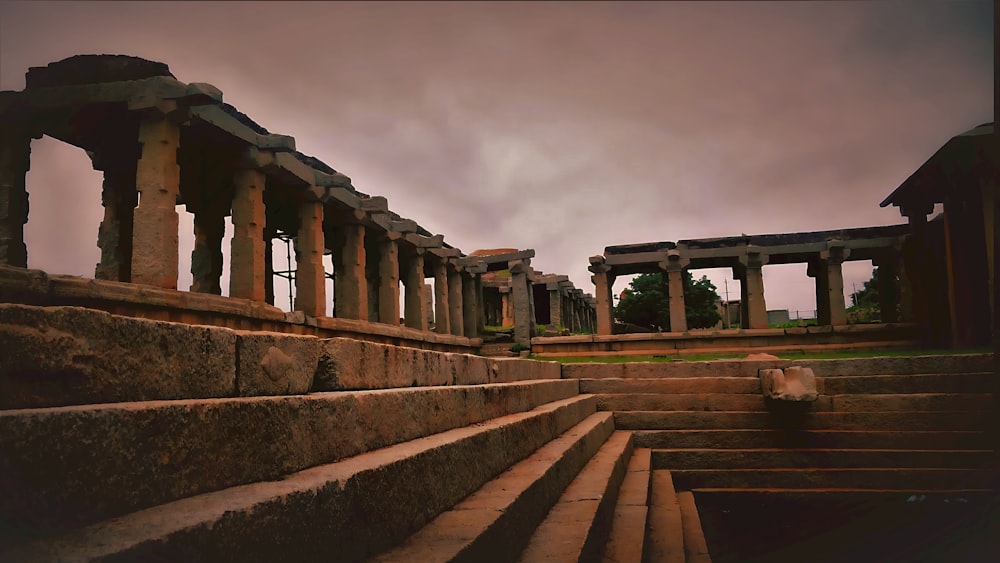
[
  {"x1": 314, "y1": 170, "x2": 352, "y2": 189},
  {"x1": 360, "y1": 196, "x2": 389, "y2": 213},
  {"x1": 189, "y1": 104, "x2": 259, "y2": 145},
  {"x1": 404, "y1": 233, "x2": 444, "y2": 248},
  {"x1": 429, "y1": 246, "x2": 462, "y2": 258},
  {"x1": 323, "y1": 186, "x2": 361, "y2": 210},
  {"x1": 391, "y1": 219, "x2": 418, "y2": 233},
  {"x1": 604, "y1": 251, "x2": 667, "y2": 267},
  {"x1": 272, "y1": 151, "x2": 314, "y2": 187},
  {"x1": 257, "y1": 133, "x2": 295, "y2": 152},
  {"x1": 474, "y1": 249, "x2": 535, "y2": 265},
  {"x1": 536, "y1": 274, "x2": 569, "y2": 285},
  {"x1": 456, "y1": 257, "x2": 488, "y2": 273}
]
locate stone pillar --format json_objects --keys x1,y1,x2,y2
[
  {"x1": 589, "y1": 258, "x2": 616, "y2": 336},
  {"x1": 808, "y1": 259, "x2": 831, "y2": 325},
  {"x1": 448, "y1": 263, "x2": 464, "y2": 337},
  {"x1": 432, "y1": 258, "x2": 450, "y2": 334},
  {"x1": 822, "y1": 247, "x2": 849, "y2": 327},
  {"x1": 377, "y1": 237, "x2": 400, "y2": 325},
  {"x1": 334, "y1": 223, "x2": 367, "y2": 320},
  {"x1": 735, "y1": 252, "x2": 768, "y2": 329},
  {"x1": 402, "y1": 250, "x2": 428, "y2": 331},
  {"x1": 664, "y1": 266, "x2": 688, "y2": 333},
  {"x1": 264, "y1": 227, "x2": 276, "y2": 305},
  {"x1": 500, "y1": 286, "x2": 514, "y2": 327},
  {"x1": 423, "y1": 284, "x2": 435, "y2": 327},
  {"x1": 131, "y1": 114, "x2": 181, "y2": 288},
  {"x1": 510, "y1": 259, "x2": 534, "y2": 345},
  {"x1": 93, "y1": 153, "x2": 138, "y2": 282},
  {"x1": 230, "y1": 166, "x2": 266, "y2": 301},
  {"x1": 462, "y1": 270, "x2": 481, "y2": 338},
  {"x1": 547, "y1": 284, "x2": 562, "y2": 328},
  {"x1": 901, "y1": 205, "x2": 933, "y2": 328},
  {"x1": 190, "y1": 209, "x2": 225, "y2": 294},
  {"x1": 294, "y1": 200, "x2": 325, "y2": 317},
  {"x1": 0, "y1": 131, "x2": 30, "y2": 268}
]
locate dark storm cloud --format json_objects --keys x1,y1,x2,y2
[{"x1": 0, "y1": 1, "x2": 992, "y2": 312}]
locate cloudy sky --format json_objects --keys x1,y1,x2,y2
[{"x1": 0, "y1": 1, "x2": 993, "y2": 317}]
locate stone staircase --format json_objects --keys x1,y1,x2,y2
[
  {"x1": 0, "y1": 304, "x2": 996, "y2": 561},
  {"x1": 567, "y1": 355, "x2": 1000, "y2": 562}
]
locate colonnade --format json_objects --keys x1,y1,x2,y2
[
  {"x1": 0, "y1": 55, "x2": 488, "y2": 339},
  {"x1": 588, "y1": 226, "x2": 911, "y2": 336}
]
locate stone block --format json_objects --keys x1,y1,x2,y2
[
  {"x1": 0, "y1": 265, "x2": 49, "y2": 301},
  {"x1": 444, "y1": 352, "x2": 490, "y2": 385},
  {"x1": 0, "y1": 304, "x2": 236, "y2": 408},
  {"x1": 235, "y1": 331, "x2": 321, "y2": 396},
  {"x1": 760, "y1": 366, "x2": 818, "y2": 402},
  {"x1": 314, "y1": 338, "x2": 454, "y2": 390},
  {"x1": 489, "y1": 358, "x2": 562, "y2": 383}
]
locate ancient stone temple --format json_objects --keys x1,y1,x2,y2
[{"x1": 0, "y1": 56, "x2": 997, "y2": 562}]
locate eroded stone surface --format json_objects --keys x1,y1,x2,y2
[
  {"x1": 0, "y1": 303, "x2": 235, "y2": 408},
  {"x1": 235, "y1": 331, "x2": 320, "y2": 396},
  {"x1": 760, "y1": 366, "x2": 818, "y2": 402}
]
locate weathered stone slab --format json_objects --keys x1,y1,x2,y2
[
  {"x1": 760, "y1": 366, "x2": 819, "y2": 402},
  {"x1": 489, "y1": 358, "x2": 562, "y2": 383},
  {"x1": 235, "y1": 331, "x2": 320, "y2": 396},
  {"x1": 0, "y1": 304, "x2": 235, "y2": 408},
  {"x1": 315, "y1": 338, "x2": 453, "y2": 390}
]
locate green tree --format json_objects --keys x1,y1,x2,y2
[
  {"x1": 615, "y1": 271, "x2": 722, "y2": 331},
  {"x1": 848, "y1": 267, "x2": 894, "y2": 323}
]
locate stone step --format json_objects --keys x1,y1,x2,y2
[
  {"x1": 2, "y1": 395, "x2": 599, "y2": 561},
  {"x1": 671, "y1": 468, "x2": 996, "y2": 491},
  {"x1": 599, "y1": 393, "x2": 993, "y2": 413},
  {"x1": 581, "y1": 378, "x2": 760, "y2": 395},
  {"x1": 645, "y1": 470, "x2": 685, "y2": 563},
  {"x1": 597, "y1": 394, "x2": 768, "y2": 412},
  {"x1": 634, "y1": 429, "x2": 990, "y2": 450},
  {"x1": 602, "y1": 448, "x2": 652, "y2": 563},
  {"x1": 613, "y1": 410, "x2": 992, "y2": 431},
  {"x1": 829, "y1": 393, "x2": 993, "y2": 411},
  {"x1": 371, "y1": 413, "x2": 616, "y2": 563},
  {"x1": 562, "y1": 354, "x2": 992, "y2": 380},
  {"x1": 652, "y1": 449, "x2": 994, "y2": 470},
  {"x1": 677, "y1": 491, "x2": 711, "y2": 563},
  {"x1": 518, "y1": 431, "x2": 633, "y2": 562},
  {"x1": 818, "y1": 372, "x2": 994, "y2": 394},
  {"x1": 0, "y1": 380, "x2": 581, "y2": 545}
]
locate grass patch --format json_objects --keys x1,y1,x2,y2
[{"x1": 533, "y1": 347, "x2": 990, "y2": 363}]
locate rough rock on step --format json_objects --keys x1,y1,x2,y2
[
  {"x1": 760, "y1": 366, "x2": 818, "y2": 402},
  {"x1": 235, "y1": 331, "x2": 320, "y2": 396}
]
